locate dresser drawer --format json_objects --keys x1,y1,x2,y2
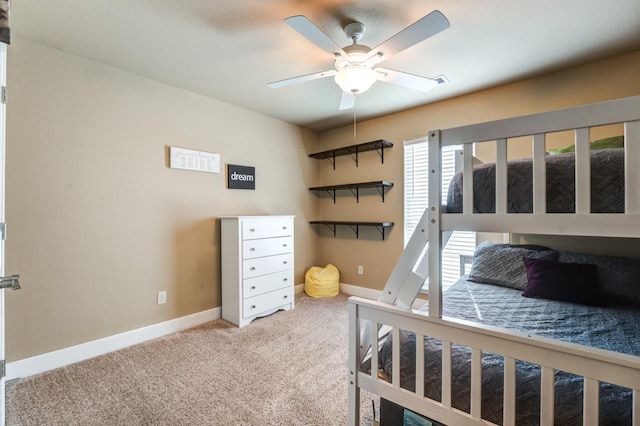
[
  {"x1": 242, "y1": 236, "x2": 292, "y2": 259},
  {"x1": 243, "y1": 270, "x2": 292, "y2": 298},
  {"x1": 243, "y1": 253, "x2": 292, "y2": 278},
  {"x1": 242, "y1": 218, "x2": 293, "y2": 240},
  {"x1": 243, "y1": 286, "x2": 293, "y2": 319}
]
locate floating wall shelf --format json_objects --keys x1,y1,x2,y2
[
  {"x1": 309, "y1": 180, "x2": 394, "y2": 203},
  {"x1": 309, "y1": 140, "x2": 393, "y2": 170},
  {"x1": 309, "y1": 220, "x2": 394, "y2": 240}
]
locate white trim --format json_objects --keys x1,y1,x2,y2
[
  {"x1": 0, "y1": 42, "x2": 7, "y2": 426},
  {"x1": 299, "y1": 281, "x2": 381, "y2": 300},
  {"x1": 403, "y1": 135, "x2": 429, "y2": 147},
  {"x1": 339, "y1": 283, "x2": 380, "y2": 300},
  {"x1": 6, "y1": 307, "x2": 220, "y2": 380}
]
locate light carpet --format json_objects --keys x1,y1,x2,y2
[{"x1": 6, "y1": 293, "x2": 378, "y2": 425}]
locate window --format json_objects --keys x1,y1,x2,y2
[{"x1": 404, "y1": 137, "x2": 476, "y2": 290}]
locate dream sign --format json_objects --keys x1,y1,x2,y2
[{"x1": 227, "y1": 164, "x2": 256, "y2": 190}]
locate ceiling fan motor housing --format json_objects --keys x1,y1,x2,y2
[{"x1": 344, "y1": 21, "x2": 366, "y2": 42}]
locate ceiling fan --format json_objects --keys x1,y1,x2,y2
[{"x1": 267, "y1": 10, "x2": 450, "y2": 110}]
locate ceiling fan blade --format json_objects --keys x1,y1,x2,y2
[
  {"x1": 339, "y1": 92, "x2": 355, "y2": 110},
  {"x1": 368, "y1": 10, "x2": 450, "y2": 63},
  {"x1": 375, "y1": 68, "x2": 439, "y2": 92},
  {"x1": 285, "y1": 15, "x2": 347, "y2": 58},
  {"x1": 267, "y1": 70, "x2": 337, "y2": 88}
]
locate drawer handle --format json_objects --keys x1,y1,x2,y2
[
  {"x1": 249, "y1": 247, "x2": 255, "y2": 251},
  {"x1": 283, "y1": 295, "x2": 288, "y2": 299},
  {"x1": 282, "y1": 244, "x2": 287, "y2": 247},
  {"x1": 283, "y1": 278, "x2": 288, "y2": 282},
  {"x1": 250, "y1": 305, "x2": 256, "y2": 310},
  {"x1": 249, "y1": 228, "x2": 255, "y2": 232},
  {"x1": 250, "y1": 267, "x2": 256, "y2": 271},
  {"x1": 282, "y1": 226, "x2": 287, "y2": 230},
  {"x1": 251, "y1": 286, "x2": 256, "y2": 290},
  {"x1": 283, "y1": 261, "x2": 287, "y2": 264}
]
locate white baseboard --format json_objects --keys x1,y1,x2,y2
[
  {"x1": 6, "y1": 307, "x2": 221, "y2": 380},
  {"x1": 296, "y1": 282, "x2": 380, "y2": 300},
  {"x1": 7, "y1": 283, "x2": 378, "y2": 380},
  {"x1": 339, "y1": 283, "x2": 381, "y2": 300}
]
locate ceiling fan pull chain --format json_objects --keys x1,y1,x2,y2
[{"x1": 353, "y1": 96, "x2": 357, "y2": 138}]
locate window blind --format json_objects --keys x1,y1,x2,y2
[{"x1": 404, "y1": 138, "x2": 476, "y2": 290}]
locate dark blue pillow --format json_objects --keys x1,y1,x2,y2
[
  {"x1": 558, "y1": 250, "x2": 640, "y2": 307},
  {"x1": 522, "y1": 257, "x2": 604, "y2": 306}
]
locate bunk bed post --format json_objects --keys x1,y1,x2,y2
[
  {"x1": 625, "y1": 120, "x2": 640, "y2": 214},
  {"x1": 428, "y1": 130, "x2": 443, "y2": 318},
  {"x1": 347, "y1": 301, "x2": 360, "y2": 426}
]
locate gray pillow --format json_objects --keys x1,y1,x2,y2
[
  {"x1": 557, "y1": 251, "x2": 640, "y2": 307},
  {"x1": 468, "y1": 242, "x2": 558, "y2": 290}
]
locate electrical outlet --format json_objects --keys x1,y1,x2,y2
[
  {"x1": 357, "y1": 265, "x2": 364, "y2": 275},
  {"x1": 157, "y1": 290, "x2": 167, "y2": 305}
]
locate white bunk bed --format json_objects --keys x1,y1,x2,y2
[{"x1": 348, "y1": 95, "x2": 640, "y2": 426}]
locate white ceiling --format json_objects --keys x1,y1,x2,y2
[{"x1": 10, "y1": 0, "x2": 640, "y2": 132}]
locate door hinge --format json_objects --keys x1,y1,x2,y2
[
  {"x1": 0, "y1": 223, "x2": 5, "y2": 240},
  {"x1": 0, "y1": 360, "x2": 5, "y2": 379},
  {"x1": 1, "y1": 86, "x2": 6, "y2": 104}
]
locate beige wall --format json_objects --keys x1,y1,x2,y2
[
  {"x1": 315, "y1": 50, "x2": 640, "y2": 291},
  {"x1": 5, "y1": 38, "x2": 320, "y2": 361}
]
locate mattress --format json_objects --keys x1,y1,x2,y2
[
  {"x1": 378, "y1": 277, "x2": 640, "y2": 425},
  {"x1": 445, "y1": 148, "x2": 625, "y2": 213}
]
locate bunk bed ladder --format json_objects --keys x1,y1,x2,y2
[
  {"x1": 358, "y1": 133, "x2": 461, "y2": 362},
  {"x1": 358, "y1": 202, "x2": 451, "y2": 361}
]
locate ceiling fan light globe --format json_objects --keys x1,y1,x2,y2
[{"x1": 334, "y1": 66, "x2": 376, "y2": 94}]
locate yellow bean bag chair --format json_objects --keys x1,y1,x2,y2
[{"x1": 304, "y1": 264, "x2": 340, "y2": 298}]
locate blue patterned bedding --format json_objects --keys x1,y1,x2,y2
[
  {"x1": 379, "y1": 277, "x2": 640, "y2": 425},
  {"x1": 445, "y1": 148, "x2": 625, "y2": 213}
]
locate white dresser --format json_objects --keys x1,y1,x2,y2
[{"x1": 221, "y1": 215, "x2": 295, "y2": 327}]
